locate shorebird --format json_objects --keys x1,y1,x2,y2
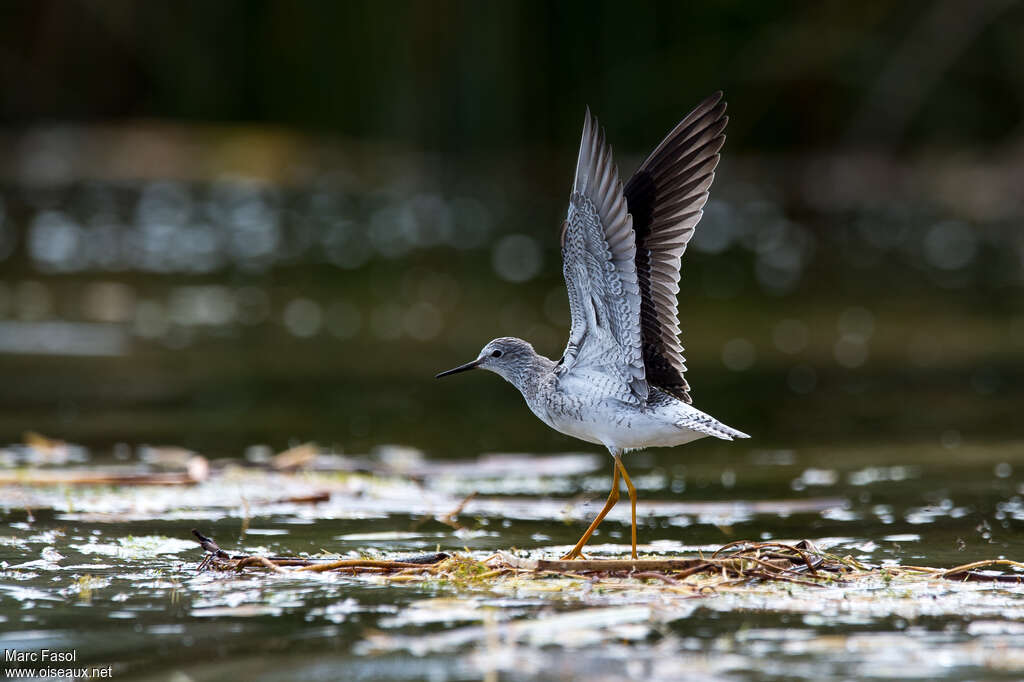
[{"x1": 437, "y1": 92, "x2": 749, "y2": 560}]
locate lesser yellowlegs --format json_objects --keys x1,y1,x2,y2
[{"x1": 437, "y1": 92, "x2": 749, "y2": 559}]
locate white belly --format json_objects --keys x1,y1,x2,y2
[{"x1": 531, "y1": 399, "x2": 707, "y2": 452}]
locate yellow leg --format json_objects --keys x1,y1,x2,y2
[
  {"x1": 615, "y1": 455, "x2": 638, "y2": 559},
  {"x1": 561, "y1": 460, "x2": 620, "y2": 560}
]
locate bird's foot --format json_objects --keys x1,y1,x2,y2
[{"x1": 560, "y1": 549, "x2": 588, "y2": 561}]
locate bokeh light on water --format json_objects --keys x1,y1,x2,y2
[{"x1": 0, "y1": 146, "x2": 1020, "y2": 452}]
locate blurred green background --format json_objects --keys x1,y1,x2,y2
[{"x1": 0, "y1": 0, "x2": 1021, "y2": 457}]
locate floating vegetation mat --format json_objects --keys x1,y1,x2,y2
[{"x1": 194, "y1": 529, "x2": 1024, "y2": 592}]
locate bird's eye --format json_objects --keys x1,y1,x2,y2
[{"x1": 491, "y1": 350, "x2": 503, "y2": 358}]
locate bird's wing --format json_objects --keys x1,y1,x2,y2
[
  {"x1": 558, "y1": 108, "x2": 646, "y2": 403},
  {"x1": 623, "y1": 92, "x2": 728, "y2": 404}
]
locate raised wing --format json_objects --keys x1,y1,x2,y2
[
  {"x1": 559, "y1": 108, "x2": 646, "y2": 403},
  {"x1": 624, "y1": 92, "x2": 728, "y2": 403}
]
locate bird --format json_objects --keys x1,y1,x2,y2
[{"x1": 436, "y1": 92, "x2": 749, "y2": 560}]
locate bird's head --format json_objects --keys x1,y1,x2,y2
[{"x1": 435, "y1": 337, "x2": 538, "y2": 383}]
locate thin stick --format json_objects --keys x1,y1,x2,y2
[
  {"x1": 475, "y1": 568, "x2": 511, "y2": 580},
  {"x1": 720, "y1": 555, "x2": 794, "y2": 576},
  {"x1": 439, "y1": 492, "x2": 478, "y2": 529},
  {"x1": 268, "y1": 492, "x2": 331, "y2": 505},
  {"x1": 535, "y1": 558, "x2": 706, "y2": 573},
  {"x1": 745, "y1": 570, "x2": 826, "y2": 588},
  {"x1": 233, "y1": 556, "x2": 290, "y2": 574},
  {"x1": 0, "y1": 470, "x2": 200, "y2": 486},
  {"x1": 293, "y1": 559, "x2": 445, "y2": 573},
  {"x1": 537, "y1": 570, "x2": 591, "y2": 580},
  {"x1": 631, "y1": 571, "x2": 681, "y2": 585},
  {"x1": 940, "y1": 559, "x2": 1024, "y2": 577},
  {"x1": 670, "y1": 562, "x2": 716, "y2": 580}
]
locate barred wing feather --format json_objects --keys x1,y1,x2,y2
[
  {"x1": 624, "y1": 92, "x2": 728, "y2": 403},
  {"x1": 559, "y1": 108, "x2": 647, "y2": 403}
]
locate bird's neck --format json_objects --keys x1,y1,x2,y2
[{"x1": 503, "y1": 353, "x2": 556, "y2": 397}]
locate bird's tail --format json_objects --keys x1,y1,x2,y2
[
  {"x1": 677, "y1": 412, "x2": 750, "y2": 441},
  {"x1": 710, "y1": 421, "x2": 751, "y2": 441}
]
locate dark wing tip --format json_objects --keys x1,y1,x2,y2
[
  {"x1": 694, "y1": 91, "x2": 726, "y2": 118},
  {"x1": 626, "y1": 91, "x2": 732, "y2": 402}
]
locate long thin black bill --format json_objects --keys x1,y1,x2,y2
[{"x1": 435, "y1": 359, "x2": 481, "y2": 378}]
